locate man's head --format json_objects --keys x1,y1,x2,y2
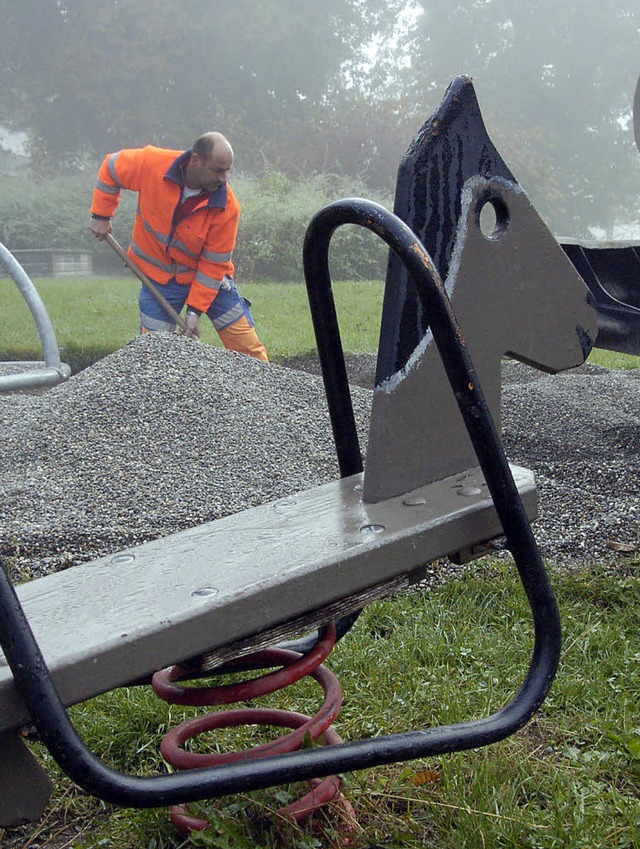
[{"x1": 185, "y1": 132, "x2": 234, "y2": 192}]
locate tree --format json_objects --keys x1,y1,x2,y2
[
  {"x1": 0, "y1": 1, "x2": 183, "y2": 170},
  {"x1": 0, "y1": 0, "x2": 402, "y2": 175},
  {"x1": 384, "y1": 0, "x2": 640, "y2": 235}
]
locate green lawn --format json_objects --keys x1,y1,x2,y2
[
  {"x1": 1, "y1": 275, "x2": 637, "y2": 370},
  {"x1": 0, "y1": 276, "x2": 386, "y2": 369}
]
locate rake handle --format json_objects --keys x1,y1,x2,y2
[{"x1": 105, "y1": 234, "x2": 188, "y2": 333}]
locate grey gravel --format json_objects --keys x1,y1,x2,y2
[
  {"x1": 501, "y1": 360, "x2": 640, "y2": 564},
  {"x1": 0, "y1": 334, "x2": 373, "y2": 577},
  {"x1": 0, "y1": 336, "x2": 638, "y2": 578}
]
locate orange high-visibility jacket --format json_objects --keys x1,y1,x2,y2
[{"x1": 91, "y1": 145, "x2": 240, "y2": 313}]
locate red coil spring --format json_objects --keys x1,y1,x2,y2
[{"x1": 151, "y1": 623, "x2": 354, "y2": 834}]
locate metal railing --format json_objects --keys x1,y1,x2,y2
[{"x1": 0, "y1": 241, "x2": 70, "y2": 392}]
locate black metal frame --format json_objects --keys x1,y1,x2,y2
[
  {"x1": 560, "y1": 240, "x2": 640, "y2": 356},
  {"x1": 0, "y1": 198, "x2": 561, "y2": 809}
]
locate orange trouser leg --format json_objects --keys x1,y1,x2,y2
[{"x1": 217, "y1": 316, "x2": 269, "y2": 362}]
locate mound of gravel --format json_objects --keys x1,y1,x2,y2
[
  {"x1": 0, "y1": 334, "x2": 373, "y2": 577},
  {"x1": 0, "y1": 336, "x2": 638, "y2": 577},
  {"x1": 501, "y1": 360, "x2": 639, "y2": 563}
]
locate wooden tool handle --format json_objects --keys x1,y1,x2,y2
[{"x1": 105, "y1": 234, "x2": 188, "y2": 332}]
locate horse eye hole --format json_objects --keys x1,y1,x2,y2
[{"x1": 478, "y1": 197, "x2": 509, "y2": 240}]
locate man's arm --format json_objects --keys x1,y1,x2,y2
[{"x1": 88, "y1": 148, "x2": 146, "y2": 240}]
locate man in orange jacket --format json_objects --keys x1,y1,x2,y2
[{"x1": 89, "y1": 132, "x2": 268, "y2": 360}]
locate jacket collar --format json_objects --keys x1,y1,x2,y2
[{"x1": 165, "y1": 149, "x2": 228, "y2": 209}]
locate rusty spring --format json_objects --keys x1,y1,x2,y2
[{"x1": 151, "y1": 623, "x2": 355, "y2": 833}]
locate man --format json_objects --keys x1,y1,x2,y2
[{"x1": 89, "y1": 132, "x2": 268, "y2": 360}]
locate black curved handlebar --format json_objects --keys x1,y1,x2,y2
[{"x1": 0, "y1": 198, "x2": 561, "y2": 808}]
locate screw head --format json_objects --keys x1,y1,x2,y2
[
  {"x1": 191, "y1": 587, "x2": 219, "y2": 598},
  {"x1": 360, "y1": 523, "x2": 385, "y2": 534},
  {"x1": 110, "y1": 553, "x2": 135, "y2": 565}
]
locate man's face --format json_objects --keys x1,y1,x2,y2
[{"x1": 186, "y1": 148, "x2": 233, "y2": 192}]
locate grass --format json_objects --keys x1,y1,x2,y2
[
  {"x1": 2, "y1": 275, "x2": 637, "y2": 371},
  {"x1": 0, "y1": 276, "x2": 386, "y2": 370},
  {"x1": 4, "y1": 561, "x2": 639, "y2": 848},
  {"x1": 1, "y1": 274, "x2": 639, "y2": 847}
]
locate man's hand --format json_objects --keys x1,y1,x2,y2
[
  {"x1": 184, "y1": 311, "x2": 201, "y2": 339},
  {"x1": 88, "y1": 217, "x2": 112, "y2": 241}
]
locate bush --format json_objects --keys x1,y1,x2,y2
[
  {"x1": 234, "y1": 170, "x2": 391, "y2": 281},
  {"x1": 0, "y1": 168, "x2": 392, "y2": 282},
  {"x1": 0, "y1": 173, "x2": 137, "y2": 257}
]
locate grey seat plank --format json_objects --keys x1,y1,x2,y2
[{"x1": 0, "y1": 465, "x2": 536, "y2": 733}]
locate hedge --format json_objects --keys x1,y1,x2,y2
[{"x1": 0, "y1": 169, "x2": 391, "y2": 282}]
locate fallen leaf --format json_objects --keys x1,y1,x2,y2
[
  {"x1": 605, "y1": 540, "x2": 637, "y2": 553},
  {"x1": 412, "y1": 769, "x2": 441, "y2": 786}
]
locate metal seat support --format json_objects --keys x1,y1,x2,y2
[{"x1": 0, "y1": 241, "x2": 70, "y2": 392}]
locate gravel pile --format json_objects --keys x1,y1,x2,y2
[
  {"x1": 0, "y1": 336, "x2": 638, "y2": 577},
  {"x1": 0, "y1": 334, "x2": 373, "y2": 577},
  {"x1": 501, "y1": 360, "x2": 639, "y2": 563}
]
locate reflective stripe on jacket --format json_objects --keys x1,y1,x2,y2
[{"x1": 91, "y1": 145, "x2": 239, "y2": 313}]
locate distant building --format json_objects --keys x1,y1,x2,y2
[
  {"x1": 0, "y1": 148, "x2": 29, "y2": 176},
  {"x1": 0, "y1": 126, "x2": 29, "y2": 176}
]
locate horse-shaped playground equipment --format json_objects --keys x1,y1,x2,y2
[{"x1": 0, "y1": 75, "x2": 610, "y2": 829}]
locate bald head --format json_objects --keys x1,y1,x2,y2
[
  {"x1": 192, "y1": 131, "x2": 234, "y2": 162},
  {"x1": 186, "y1": 132, "x2": 234, "y2": 192}
]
